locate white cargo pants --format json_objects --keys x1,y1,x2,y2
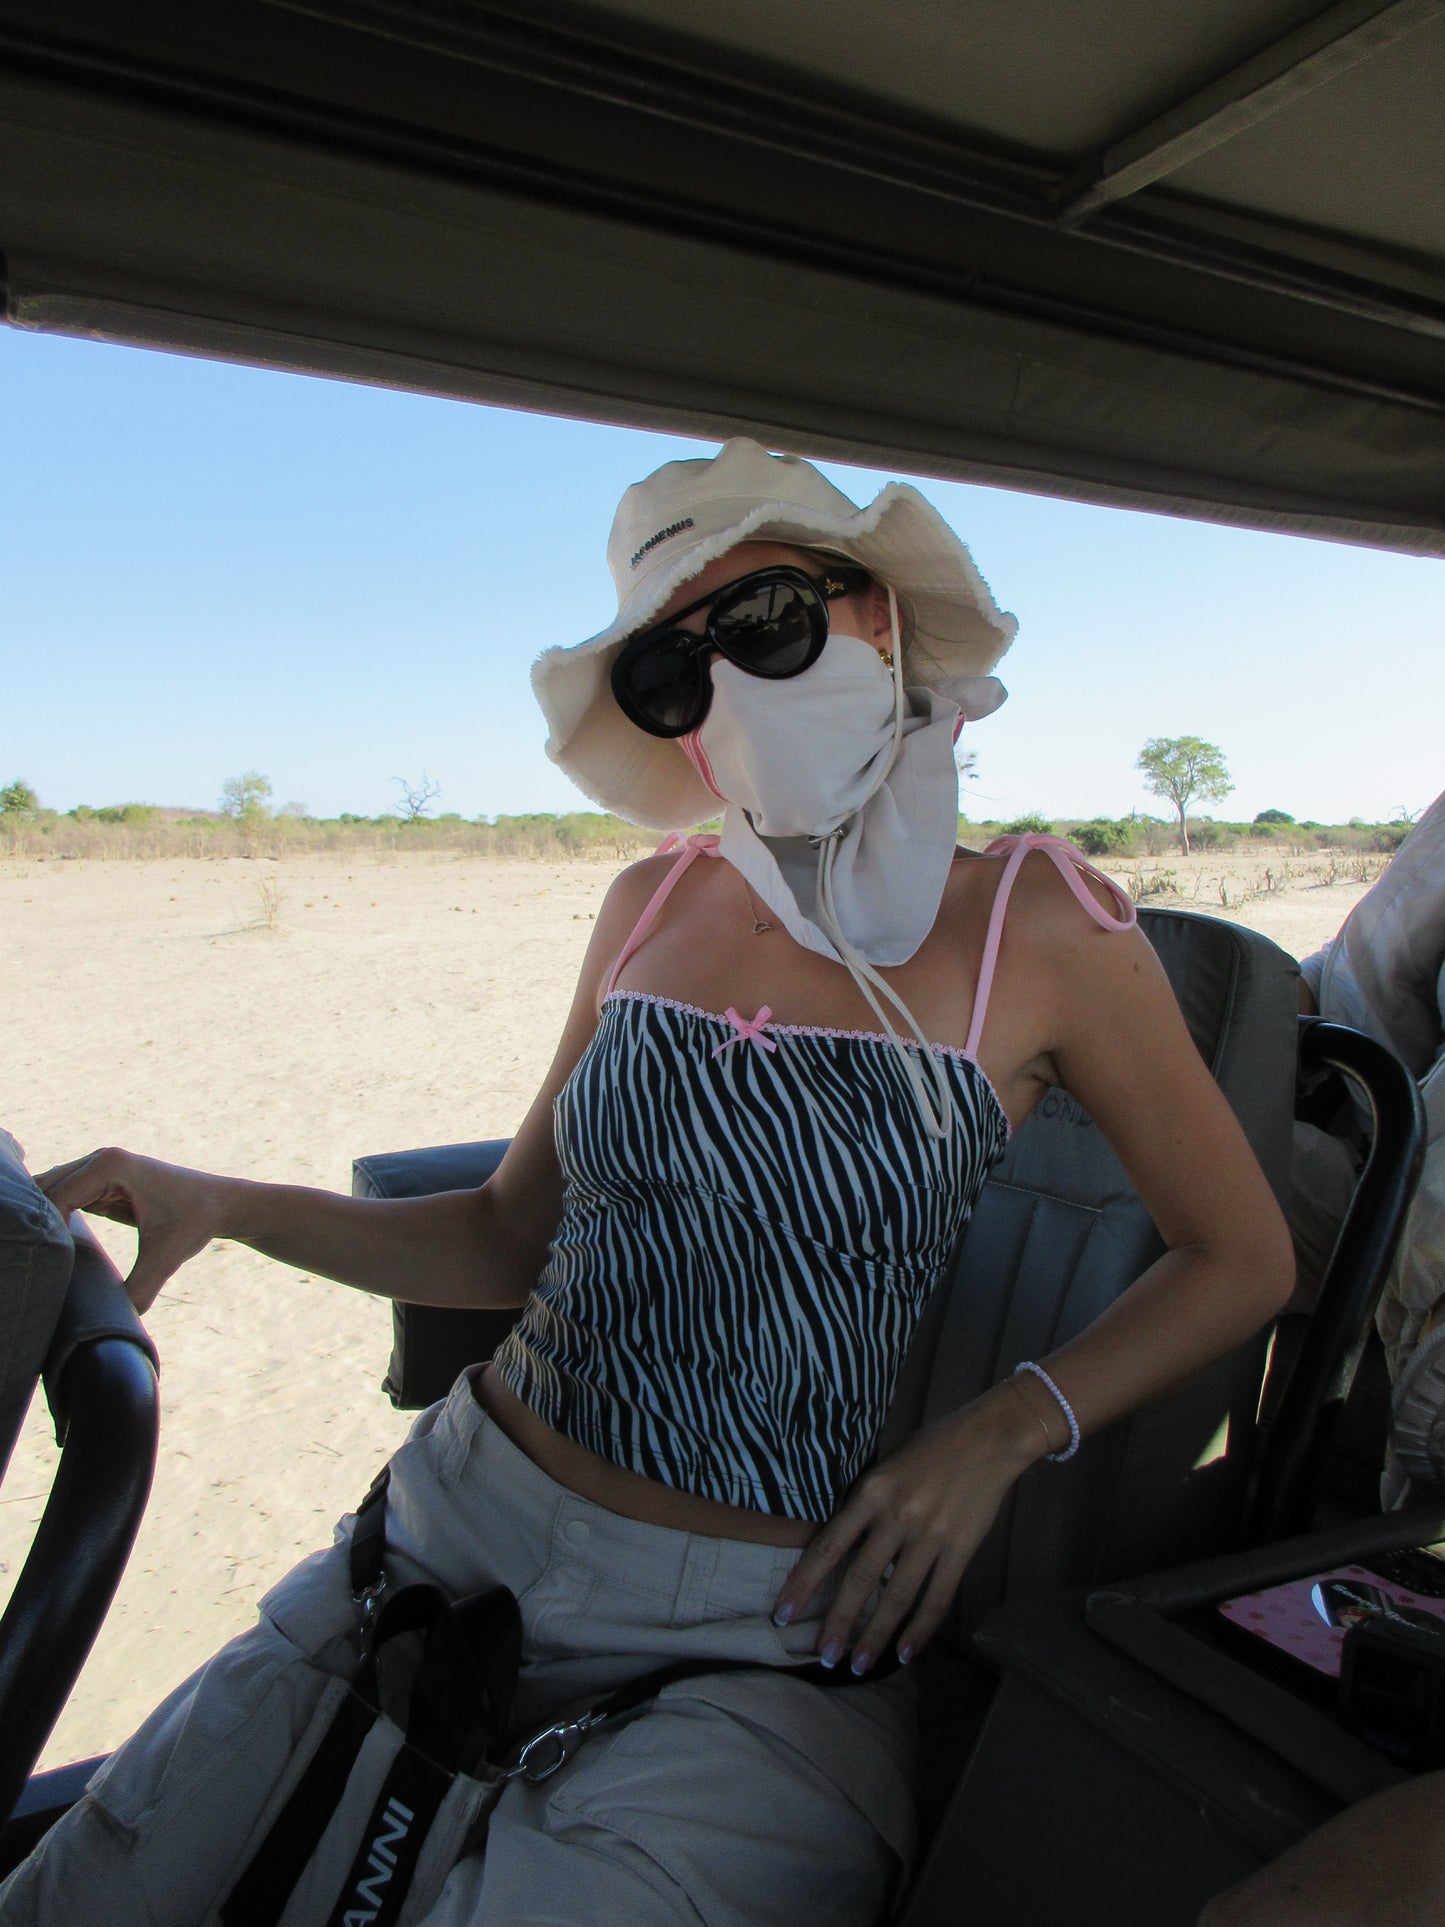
[{"x1": 0, "y1": 1370, "x2": 917, "y2": 1925}]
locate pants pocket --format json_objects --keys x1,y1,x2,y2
[
  {"x1": 0, "y1": 1623, "x2": 343, "y2": 1927},
  {"x1": 538, "y1": 1690, "x2": 907, "y2": 1927}
]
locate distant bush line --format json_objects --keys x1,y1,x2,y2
[
  {"x1": 0, "y1": 807, "x2": 661, "y2": 862},
  {"x1": 0, "y1": 804, "x2": 1414, "y2": 864},
  {"x1": 964, "y1": 812, "x2": 1412, "y2": 858}
]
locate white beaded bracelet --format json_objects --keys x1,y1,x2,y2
[{"x1": 1013, "y1": 1361, "x2": 1081, "y2": 1463}]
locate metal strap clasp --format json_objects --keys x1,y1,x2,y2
[
  {"x1": 502, "y1": 1710, "x2": 611, "y2": 1785},
  {"x1": 354, "y1": 1574, "x2": 388, "y2": 1654}
]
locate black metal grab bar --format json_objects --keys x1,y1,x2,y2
[
  {"x1": 1246, "y1": 1018, "x2": 1427, "y2": 1544},
  {"x1": 0, "y1": 1223, "x2": 159, "y2": 1832}
]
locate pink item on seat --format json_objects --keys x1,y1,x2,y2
[{"x1": 964, "y1": 833, "x2": 1136, "y2": 1059}]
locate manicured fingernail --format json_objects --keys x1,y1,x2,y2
[
  {"x1": 772, "y1": 1602, "x2": 794, "y2": 1627},
  {"x1": 897, "y1": 1644, "x2": 914, "y2": 1666},
  {"x1": 820, "y1": 1639, "x2": 842, "y2": 1669},
  {"x1": 850, "y1": 1649, "x2": 873, "y2": 1676}
]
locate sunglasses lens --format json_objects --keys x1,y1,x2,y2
[
  {"x1": 712, "y1": 577, "x2": 820, "y2": 676},
  {"x1": 618, "y1": 630, "x2": 707, "y2": 735},
  {"x1": 613, "y1": 570, "x2": 832, "y2": 737}
]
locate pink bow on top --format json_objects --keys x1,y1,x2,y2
[{"x1": 711, "y1": 1006, "x2": 777, "y2": 1058}]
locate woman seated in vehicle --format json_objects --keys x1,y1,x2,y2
[{"x1": 3, "y1": 439, "x2": 1295, "y2": 1926}]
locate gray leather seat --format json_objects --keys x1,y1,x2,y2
[{"x1": 927, "y1": 907, "x2": 1297, "y2": 1635}]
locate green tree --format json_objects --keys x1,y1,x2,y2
[
  {"x1": 1135, "y1": 736, "x2": 1232, "y2": 855},
  {"x1": 0, "y1": 779, "x2": 39, "y2": 819},
  {"x1": 219, "y1": 771, "x2": 273, "y2": 820}
]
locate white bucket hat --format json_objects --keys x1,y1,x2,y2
[{"x1": 532, "y1": 438, "x2": 1018, "y2": 829}]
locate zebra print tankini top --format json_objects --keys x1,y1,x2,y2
[
  {"x1": 490, "y1": 831, "x2": 1133, "y2": 1521},
  {"x1": 491, "y1": 993, "x2": 1008, "y2": 1519}
]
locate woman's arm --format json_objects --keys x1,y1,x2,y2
[
  {"x1": 1012, "y1": 866, "x2": 1297, "y2": 1439},
  {"x1": 773, "y1": 858, "x2": 1296, "y2": 1671},
  {"x1": 36, "y1": 860, "x2": 665, "y2": 1313}
]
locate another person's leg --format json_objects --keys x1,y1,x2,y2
[{"x1": 1198, "y1": 1769, "x2": 1445, "y2": 1927}]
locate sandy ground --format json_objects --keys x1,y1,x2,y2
[{"x1": 0, "y1": 846, "x2": 1373, "y2": 1767}]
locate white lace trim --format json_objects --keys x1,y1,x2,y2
[{"x1": 603, "y1": 988, "x2": 985, "y2": 1068}]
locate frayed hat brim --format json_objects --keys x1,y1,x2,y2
[{"x1": 532, "y1": 468, "x2": 1016, "y2": 830}]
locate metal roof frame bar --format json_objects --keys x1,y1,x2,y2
[
  {"x1": 282, "y1": 0, "x2": 1445, "y2": 343},
  {"x1": 4, "y1": 0, "x2": 1445, "y2": 367},
  {"x1": 1053, "y1": 0, "x2": 1445, "y2": 225}
]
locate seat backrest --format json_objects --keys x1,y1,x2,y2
[
  {"x1": 917, "y1": 908, "x2": 1299, "y2": 1638},
  {"x1": 0, "y1": 1131, "x2": 73, "y2": 1485}
]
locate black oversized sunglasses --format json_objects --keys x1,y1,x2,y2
[{"x1": 610, "y1": 563, "x2": 874, "y2": 739}]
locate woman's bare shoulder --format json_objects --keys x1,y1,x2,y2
[
  {"x1": 600, "y1": 849, "x2": 679, "y2": 914},
  {"x1": 614, "y1": 847, "x2": 680, "y2": 887},
  {"x1": 592, "y1": 845, "x2": 726, "y2": 958}
]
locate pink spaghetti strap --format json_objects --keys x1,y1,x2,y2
[
  {"x1": 964, "y1": 832, "x2": 1137, "y2": 1059},
  {"x1": 604, "y1": 832, "x2": 722, "y2": 997}
]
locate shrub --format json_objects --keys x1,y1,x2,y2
[
  {"x1": 1072, "y1": 817, "x2": 1135, "y2": 857},
  {"x1": 1001, "y1": 812, "x2": 1055, "y2": 837},
  {"x1": 95, "y1": 803, "x2": 159, "y2": 825},
  {"x1": 1254, "y1": 808, "x2": 1294, "y2": 824},
  {"x1": 1188, "y1": 819, "x2": 1236, "y2": 850},
  {"x1": 0, "y1": 779, "x2": 39, "y2": 819}
]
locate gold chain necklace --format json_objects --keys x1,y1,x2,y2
[{"x1": 735, "y1": 870, "x2": 773, "y2": 935}]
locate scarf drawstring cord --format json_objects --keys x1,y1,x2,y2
[{"x1": 809, "y1": 587, "x2": 959, "y2": 1142}]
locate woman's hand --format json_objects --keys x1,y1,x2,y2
[
  {"x1": 36, "y1": 1147, "x2": 232, "y2": 1312},
  {"x1": 771, "y1": 1385, "x2": 1045, "y2": 1673}
]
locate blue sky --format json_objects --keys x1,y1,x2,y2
[{"x1": 3, "y1": 326, "x2": 1441, "y2": 826}]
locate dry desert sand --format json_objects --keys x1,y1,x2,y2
[{"x1": 1, "y1": 845, "x2": 1375, "y2": 1767}]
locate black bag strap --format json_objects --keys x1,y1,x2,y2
[
  {"x1": 349, "y1": 1465, "x2": 390, "y2": 1652},
  {"x1": 320, "y1": 1731, "x2": 453, "y2": 1927},
  {"x1": 221, "y1": 1576, "x2": 489, "y2": 1927},
  {"x1": 498, "y1": 1645, "x2": 897, "y2": 1787},
  {"x1": 319, "y1": 1587, "x2": 523, "y2": 1927},
  {"x1": 220, "y1": 1690, "x2": 378, "y2": 1926}
]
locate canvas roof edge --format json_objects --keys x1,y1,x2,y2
[
  {"x1": 9, "y1": 272, "x2": 1443, "y2": 560},
  {"x1": 1, "y1": 0, "x2": 1442, "y2": 557}
]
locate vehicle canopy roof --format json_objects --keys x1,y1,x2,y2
[{"x1": 1, "y1": 0, "x2": 1442, "y2": 554}]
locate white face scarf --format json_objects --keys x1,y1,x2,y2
[
  {"x1": 680, "y1": 599, "x2": 1005, "y2": 1137},
  {"x1": 688, "y1": 636, "x2": 962, "y2": 967}
]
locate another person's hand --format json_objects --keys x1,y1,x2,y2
[
  {"x1": 36, "y1": 1147, "x2": 231, "y2": 1312},
  {"x1": 770, "y1": 1388, "x2": 1039, "y2": 1672}
]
